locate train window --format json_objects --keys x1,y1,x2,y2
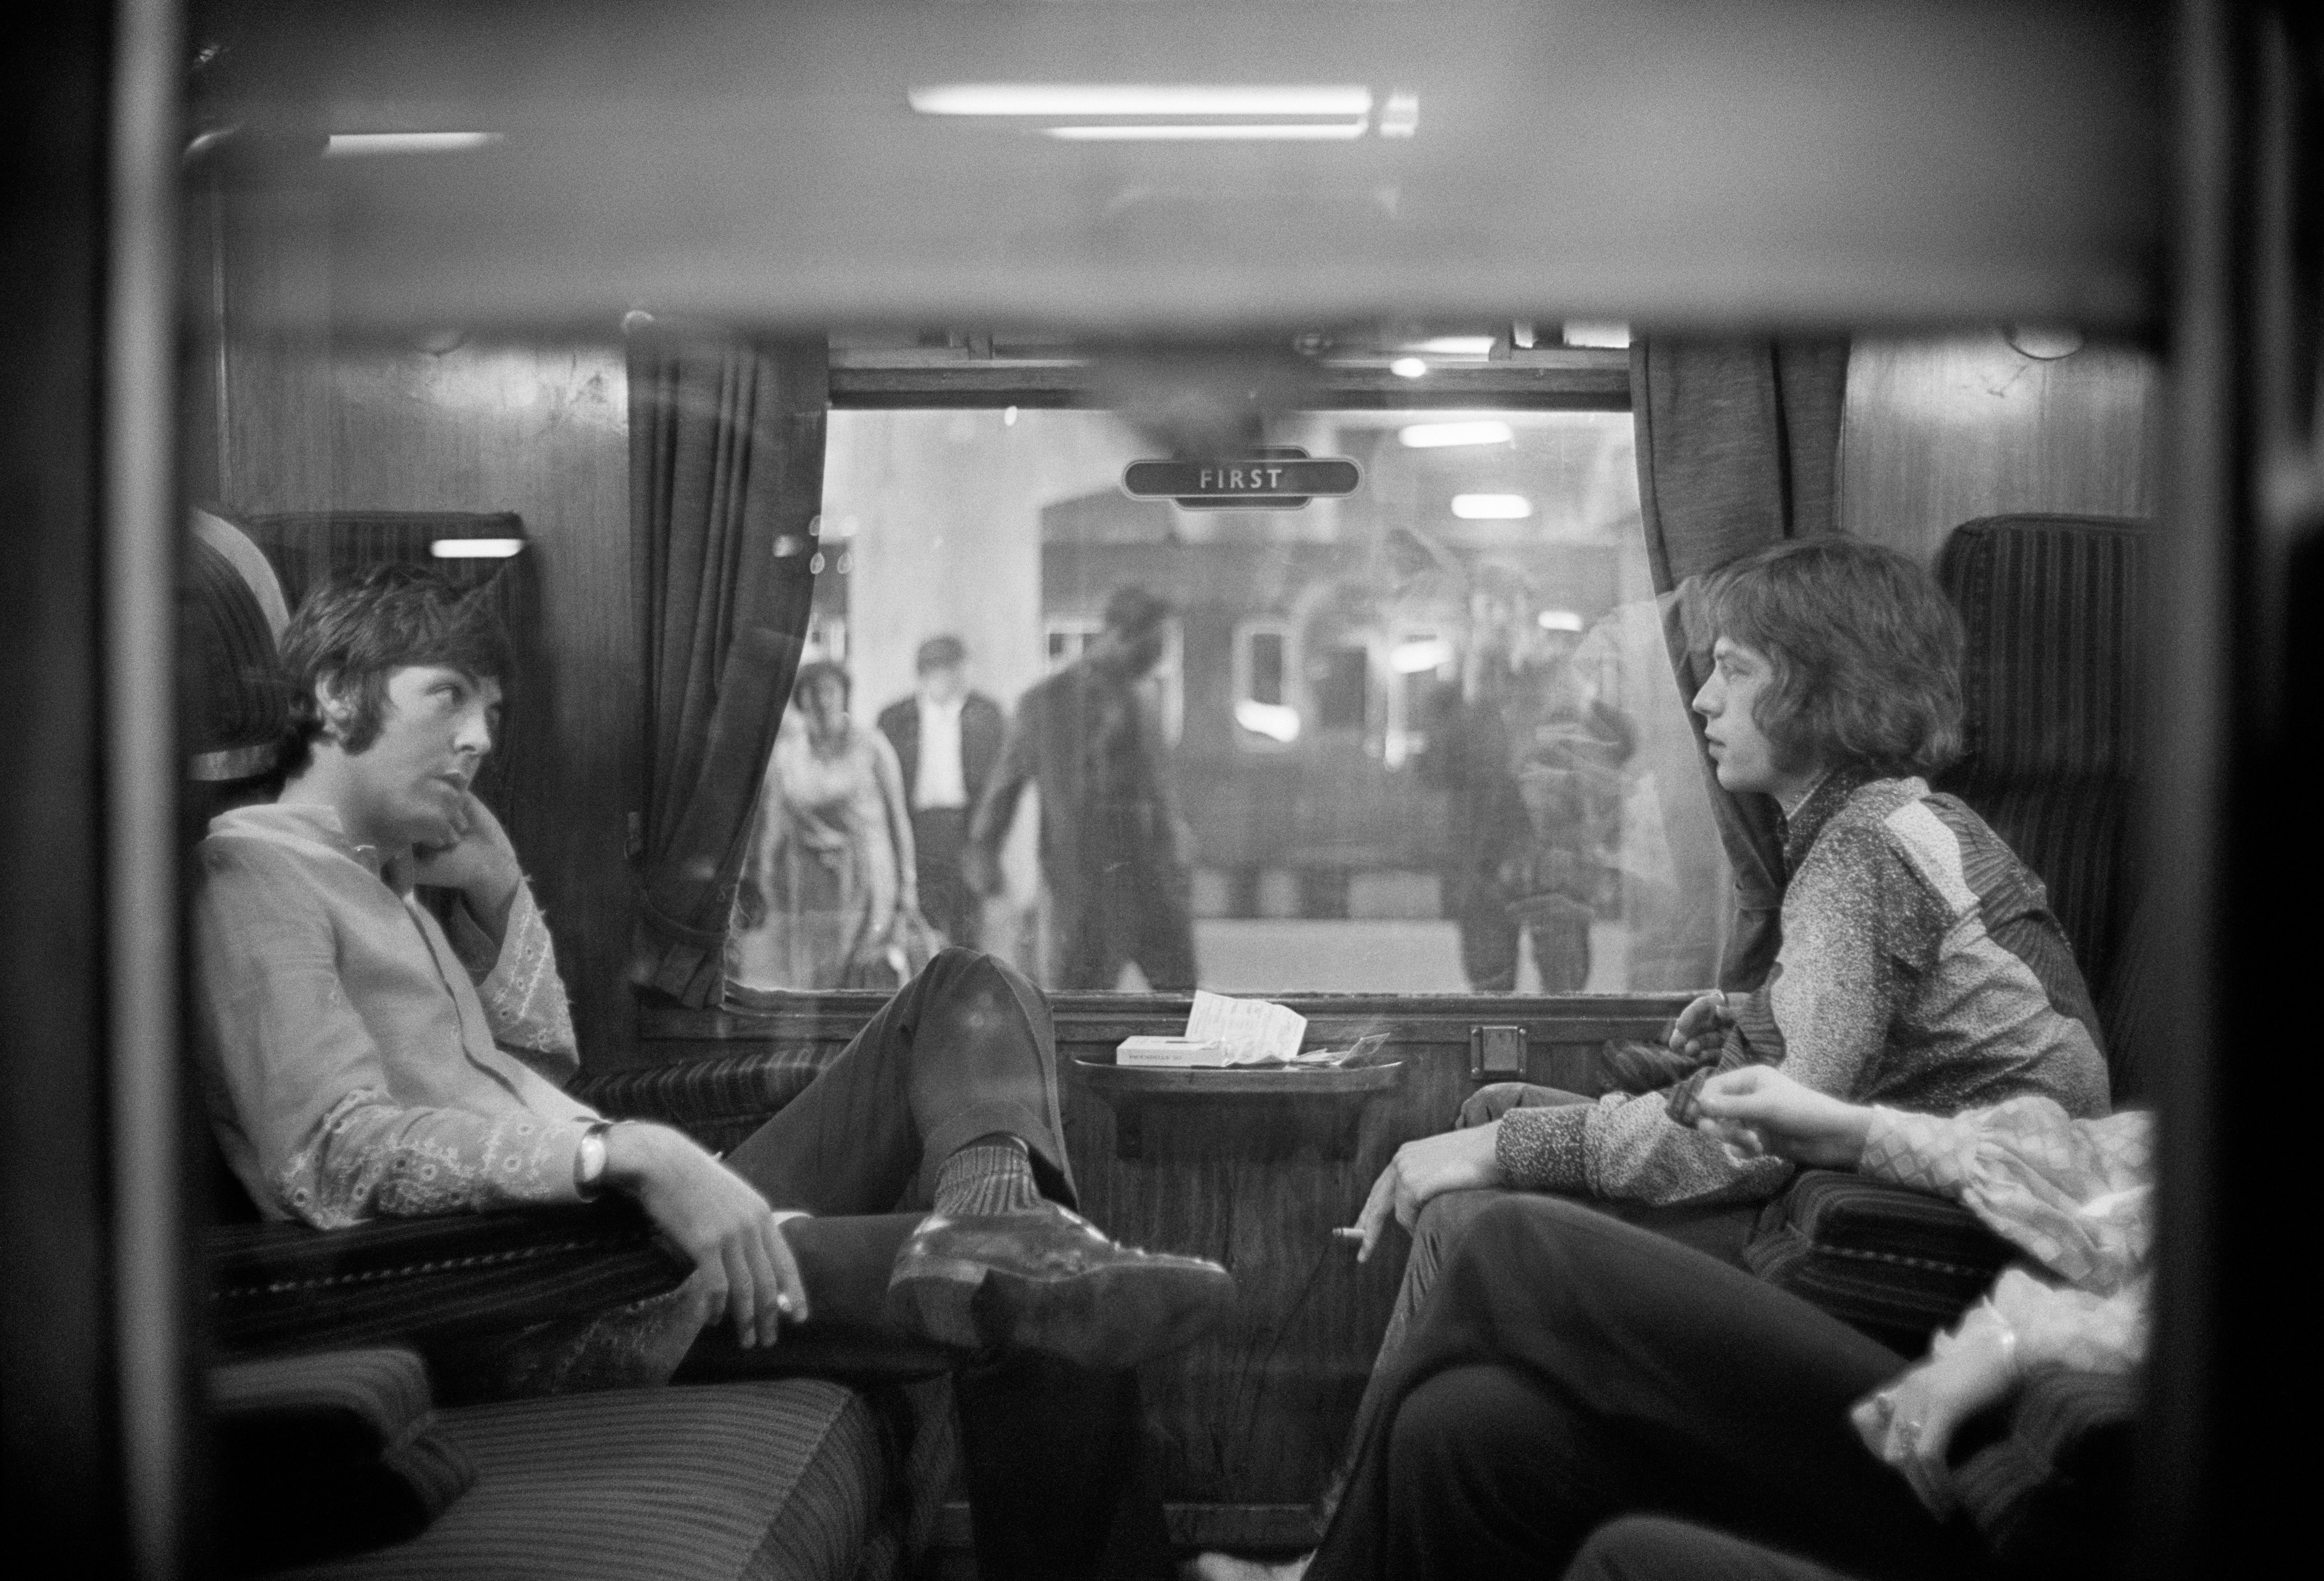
[{"x1": 798, "y1": 403, "x2": 1731, "y2": 995}]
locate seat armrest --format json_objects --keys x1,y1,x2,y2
[
  {"x1": 208, "y1": 1198, "x2": 685, "y2": 1358},
  {"x1": 1956, "y1": 1368, "x2": 2137, "y2": 1580},
  {"x1": 569, "y1": 1046, "x2": 835, "y2": 1153},
  {"x1": 1744, "y1": 1171, "x2": 2017, "y2": 1352}
]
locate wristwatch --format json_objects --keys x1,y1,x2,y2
[{"x1": 574, "y1": 1120, "x2": 613, "y2": 1199}]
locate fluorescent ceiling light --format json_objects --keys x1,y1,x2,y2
[
  {"x1": 1390, "y1": 357, "x2": 1429, "y2": 379},
  {"x1": 1538, "y1": 609, "x2": 1586, "y2": 633},
  {"x1": 1235, "y1": 700, "x2": 1302, "y2": 743},
  {"x1": 1412, "y1": 336, "x2": 1497, "y2": 356},
  {"x1": 430, "y1": 538, "x2": 526, "y2": 558},
  {"x1": 1391, "y1": 638, "x2": 1454, "y2": 674},
  {"x1": 910, "y1": 84, "x2": 1372, "y2": 118},
  {"x1": 326, "y1": 132, "x2": 501, "y2": 157},
  {"x1": 1451, "y1": 494, "x2": 1532, "y2": 520},
  {"x1": 1562, "y1": 320, "x2": 1632, "y2": 348},
  {"x1": 1399, "y1": 420, "x2": 1513, "y2": 449},
  {"x1": 1047, "y1": 121, "x2": 1367, "y2": 141}
]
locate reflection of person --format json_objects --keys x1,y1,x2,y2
[
  {"x1": 191, "y1": 565, "x2": 1234, "y2": 1578},
  {"x1": 966, "y1": 585, "x2": 1198, "y2": 991},
  {"x1": 1296, "y1": 1063, "x2": 2149, "y2": 1581},
  {"x1": 730, "y1": 659, "x2": 918, "y2": 991},
  {"x1": 1355, "y1": 540, "x2": 2110, "y2": 1346},
  {"x1": 877, "y1": 634, "x2": 1005, "y2": 949},
  {"x1": 1418, "y1": 589, "x2": 1622, "y2": 992}
]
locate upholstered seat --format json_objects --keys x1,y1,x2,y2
[
  {"x1": 268, "y1": 1379, "x2": 896, "y2": 1581},
  {"x1": 1747, "y1": 514, "x2": 2151, "y2": 1354}
]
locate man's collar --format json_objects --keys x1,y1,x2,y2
[
  {"x1": 1778, "y1": 764, "x2": 1876, "y2": 875},
  {"x1": 214, "y1": 801, "x2": 394, "y2": 884}
]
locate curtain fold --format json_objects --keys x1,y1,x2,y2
[
  {"x1": 1630, "y1": 336, "x2": 1849, "y2": 990},
  {"x1": 629, "y1": 328, "x2": 827, "y2": 1006}
]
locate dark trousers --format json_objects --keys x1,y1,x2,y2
[
  {"x1": 1306, "y1": 1195, "x2": 1989, "y2": 1581},
  {"x1": 913, "y1": 806, "x2": 981, "y2": 949},
  {"x1": 1563, "y1": 1517, "x2": 1870, "y2": 1581},
  {"x1": 683, "y1": 948, "x2": 1172, "y2": 1580},
  {"x1": 1456, "y1": 883, "x2": 1590, "y2": 992},
  {"x1": 1052, "y1": 838, "x2": 1196, "y2": 991}
]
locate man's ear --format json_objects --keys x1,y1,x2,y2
[{"x1": 313, "y1": 673, "x2": 356, "y2": 743}]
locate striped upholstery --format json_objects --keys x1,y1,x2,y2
[
  {"x1": 571, "y1": 1045, "x2": 840, "y2": 1158},
  {"x1": 209, "y1": 1200, "x2": 688, "y2": 1358},
  {"x1": 214, "y1": 1347, "x2": 476, "y2": 1572},
  {"x1": 1954, "y1": 1369, "x2": 2137, "y2": 1580},
  {"x1": 268, "y1": 1379, "x2": 889, "y2": 1581},
  {"x1": 1936, "y1": 513, "x2": 2148, "y2": 1049},
  {"x1": 1743, "y1": 1170, "x2": 2015, "y2": 1353}
]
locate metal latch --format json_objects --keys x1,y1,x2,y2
[{"x1": 1469, "y1": 1024, "x2": 1527, "y2": 1080}]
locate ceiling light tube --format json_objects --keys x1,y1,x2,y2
[
  {"x1": 1390, "y1": 357, "x2": 1429, "y2": 379},
  {"x1": 430, "y1": 538, "x2": 526, "y2": 558},
  {"x1": 1451, "y1": 494, "x2": 1532, "y2": 520},
  {"x1": 1399, "y1": 420, "x2": 1515, "y2": 448},
  {"x1": 325, "y1": 132, "x2": 501, "y2": 157},
  {"x1": 1046, "y1": 121, "x2": 1368, "y2": 141},
  {"x1": 910, "y1": 84, "x2": 1373, "y2": 118}
]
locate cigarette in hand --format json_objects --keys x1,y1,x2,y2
[{"x1": 1331, "y1": 1227, "x2": 1364, "y2": 1244}]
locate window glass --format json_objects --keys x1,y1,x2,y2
[{"x1": 729, "y1": 407, "x2": 1730, "y2": 995}]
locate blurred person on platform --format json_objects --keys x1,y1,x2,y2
[
  {"x1": 967, "y1": 585, "x2": 1197, "y2": 991},
  {"x1": 878, "y1": 634, "x2": 1005, "y2": 950},
  {"x1": 731, "y1": 659, "x2": 920, "y2": 992}
]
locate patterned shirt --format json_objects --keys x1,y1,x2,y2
[
  {"x1": 1865, "y1": 1098, "x2": 2150, "y2": 1374},
  {"x1": 1498, "y1": 770, "x2": 2113, "y2": 1204},
  {"x1": 192, "y1": 802, "x2": 598, "y2": 1228}
]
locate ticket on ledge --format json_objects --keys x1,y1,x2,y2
[{"x1": 1115, "y1": 1036, "x2": 1235, "y2": 1068}]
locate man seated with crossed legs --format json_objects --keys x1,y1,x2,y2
[{"x1": 191, "y1": 563, "x2": 1234, "y2": 1580}]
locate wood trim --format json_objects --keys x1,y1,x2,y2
[
  {"x1": 644, "y1": 989, "x2": 1691, "y2": 1052},
  {"x1": 826, "y1": 346, "x2": 1630, "y2": 410}
]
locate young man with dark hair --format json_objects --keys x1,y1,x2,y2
[{"x1": 192, "y1": 563, "x2": 1233, "y2": 1578}]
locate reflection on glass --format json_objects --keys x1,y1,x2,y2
[{"x1": 736, "y1": 407, "x2": 1729, "y2": 996}]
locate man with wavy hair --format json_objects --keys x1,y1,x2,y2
[
  {"x1": 1353, "y1": 538, "x2": 2111, "y2": 1323},
  {"x1": 191, "y1": 562, "x2": 1231, "y2": 1579}
]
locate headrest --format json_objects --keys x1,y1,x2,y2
[
  {"x1": 1936, "y1": 514, "x2": 2149, "y2": 786},
  {"x1": 183, "y1": 517, "x2": 290, "y2": 785}
]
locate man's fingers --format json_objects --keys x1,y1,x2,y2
[
  {"x1": 720, "y1": 1243, "x2": 760, "y2": 1346},
  {"x1": 764, "y1": 1219, "x2": 810, "y2": 1330},
  {"x1": 1353, "y1": 1166, "x2": 1397, "y2": 1262},
  {"x1": 738, "y1": 1232, "x2": 785, "y2": 1348}
]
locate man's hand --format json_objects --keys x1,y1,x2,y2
[
  {"x1": 1666, "y1": 989, "x2": 1735, "y2": 1060},
  {"x1": 1347, "y1": 1124, "x2": 1505, "y2": 1263},
  {"x1": 602, "y1": 1124, "x2": 810, "y2": 1349},
  {"x1": 1691, "y1": 1065, "x2": 1873, "y2": 1168},
  {"x1": 1850, "y1": 1318, "x2": 2021, "y2": 1516},
  {"x1": 407, "y1": 793, "x2": 524, "y2": 944}
]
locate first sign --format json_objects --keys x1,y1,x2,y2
[{"x1": 1122, "y1": 454, "x2": 1363, "y2": 510}]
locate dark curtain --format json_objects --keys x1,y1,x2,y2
[
  {"x1": 1630, "y1": 337, "x2": 1849, "y2": 989},
  {"x1": 628, "y1": 328, "x2": 827, "y2": 1006}
]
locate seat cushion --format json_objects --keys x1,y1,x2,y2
[
  {"x1": 268, "y1": 1379, "x2": 890, "y2": 1581},
  {"x1": 1744, "y1": 1171, "x2": 2016, "y2": 1353}
]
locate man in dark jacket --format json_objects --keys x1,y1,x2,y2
[
  {"x1": 966, "y1": 586, "x2": 1198, "y2": 990},
  {"x1": 877, "y1": 634, "x2": 1006, "y2": 948}
]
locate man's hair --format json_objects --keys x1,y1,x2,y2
[
  {"x1": 1101, "y1": 584, "x2": 1172, "y2": 639},
  {"x1": 1703, "y1": 538, "x2": 1965, "y2": 779},
  {"x1": 916, "y1": 634, "x2": 967, "y2": 673},
  {"x1": 276, "y1": 563, "x2": 512, "y2": 777}
]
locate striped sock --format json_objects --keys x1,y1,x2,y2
[{"x1": 933, "y1": 1134, "x2": 1041, "y2": 1218}]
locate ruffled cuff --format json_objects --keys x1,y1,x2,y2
[
  {"x1": 1984, "y1": 1266, "x2": 2149, "y2": 1376},
  {"x1": 1858, "y1": 1106, "x2": 1972, "y2": 1198},
  {"x1": 1496, "y1": 1103, "x2": 1591, "y2": 1192},
  {"x1": 475, "y1": 885, "x2": 578, "y2": 1080}
]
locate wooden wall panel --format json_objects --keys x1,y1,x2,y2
[
  {"x1": 201, "y1": 189, "x2": 641, "y2": 1062},
  {"x1": 1838, "y1": 333, "x2": 2164, "y2": 563}
]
